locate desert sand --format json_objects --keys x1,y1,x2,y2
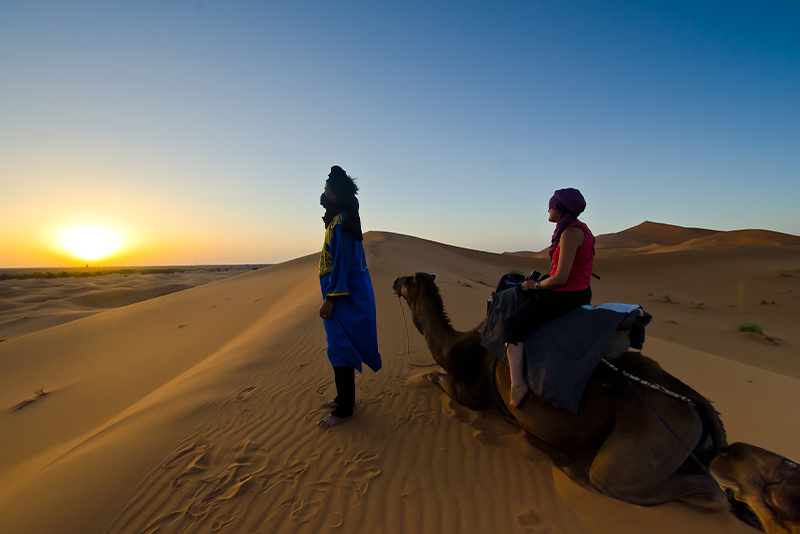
[
  {"x1": 0, "y1": 266, "x2": 260, "y2": 342},
  {"x1": 1, "y1": 223, "x2": 799, "y2": 534}
]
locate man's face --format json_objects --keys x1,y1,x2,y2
[{"x1": 324, "y1": 182, "x2": 338, "y2": 202}]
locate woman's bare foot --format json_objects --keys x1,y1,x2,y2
[
  {"x1": 316, "y1": 414, "x2": 348, "y2": 428},
  {"x1": 510, "y1": 382, "x2": 529, "y2": 408},
  {"x1": 321, "y1": 400, "x2": 338, "y2": 408}
]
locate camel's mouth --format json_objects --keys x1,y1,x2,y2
[
  {"x1": 725, "y1": 489, "x2": 763, "y2": 531},
  {"x1": 392, "y1": 277, "x2": 409, "y2": 297}
]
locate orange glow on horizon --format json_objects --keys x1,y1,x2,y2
[{"x1": 1, "y1": 218, "x2": 294, "y2": 268}]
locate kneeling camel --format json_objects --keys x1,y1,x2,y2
[{"x1": 393, "y1": 272, "x2": 729, "y2": 510}]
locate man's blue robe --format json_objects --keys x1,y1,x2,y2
[{"x1": 319, "y1": 214, "x2": 381, "y2": 373}]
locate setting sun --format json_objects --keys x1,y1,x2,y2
[{"x1": 58, "y1": 225, "x2": 125, "y2": 262}]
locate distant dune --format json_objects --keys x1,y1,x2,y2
[
  {"x1": 509, "y1": 221, "x2": 800, "y2": 258},
  {"x1": 596, "y1": 221, "x2": 800, "y2": 253},
  {"x1": 595, "y1": 221, "x2": 719, "y2": 249}
]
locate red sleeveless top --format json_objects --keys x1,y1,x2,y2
[{"x1": 549, "y1": 221, "x2": 595, "y2": 292}]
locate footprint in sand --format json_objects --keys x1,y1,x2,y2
[
  {"x1": 302, "y1": 450, "x2": 381, "y2": 505},
  {"x1": 164, "y1": 441, "x2": 213, "y2": 472},
  {"x1": 396, "y1": 399, "x2": 438, "y2": 428},
  {"x1": 288, "y1": 498, "x2": 323, "y2": 523},
  {"x1": 441, "y1": 395, "x2": 476, "y2": 424},
  {"x1": 180, "y1": 440, "x2": 269, "y2": 518},
  {"x1": 139, "y1": 510, "x2": 184, "y2": 533},
  {"x1": 367, "y1": 385, "x2": 398, "y2": 404},
  {"x1": 211, "y1": 514, "x2": 237, "y2": 531},
  {"x1": 328, "y1": 511, "x2": 344, "y2": 528},
  {"x1": 260, "y1": 456, "x2": 312, "y2": 491},
  {"x1": 518, "y1": 509, "x2": 559, "y2": 533},
  {"x1": 261, "y1": 497, "x2": 323, "y2": 526},
  {"x1": 236, "y1": 386, "x2": 258, "y2": 401},
  {"x1": 335, "y1": 451, "x2": 382, "y2": 500},
  {"x1": 182, "y1": 448, "x2": 215, "y2": 479},
  {"x1": 158, "y1": 438, "x2": 271, "y2": 528}
]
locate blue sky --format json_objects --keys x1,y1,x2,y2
[{"x1": 1, "y1": 1, "x2": 798, "y2": 266}]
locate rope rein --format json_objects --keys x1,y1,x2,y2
[{"x1": 397, "y1": 297, "x2": 438, "y2": 367}]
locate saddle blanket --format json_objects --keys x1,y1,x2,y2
[{"x1": 480, "y1": 287, "x2": 652, "y2": 413}]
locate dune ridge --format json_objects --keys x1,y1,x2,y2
[
  {"x1": 595, "y1": 221, "x2": 720, "y2": 249},
  {"x1": 511, "y1": 221, "x2": 800, "y2": 258},
  {"x1": 597, "y1": 223, "x2": 800, "y2": 254},
  {"x1": 1, "y1": 229, "x2": 798, "y2": 533}
]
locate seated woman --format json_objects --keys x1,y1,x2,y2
[{"x1": 505, "y1": 188, "x2": 595, "y2": 408}]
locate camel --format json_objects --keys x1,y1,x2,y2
[
  {"x1": 392, "y1": 272, "x2": 730, "y2": 510},
  {"x1": 710, "y1": 442, "x2": 800, "y2": 534}
]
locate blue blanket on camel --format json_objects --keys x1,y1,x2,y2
[{"x1": 481, "y1": 287, "x2": 652, "y2": 413}]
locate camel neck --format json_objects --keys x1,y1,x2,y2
[{"x1": 412, "y1": 288, "x2": 459, "y2": 362}]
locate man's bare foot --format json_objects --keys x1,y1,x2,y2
[
  {"x1": 510, "y1": 382, "x2": 529, "y2": 408},
  {"x1": 316, "y1": 414, "x2": 348, "y2": 428},
  {"x1": 321, "y1": 400, "x2": 338, "y2": 408}
]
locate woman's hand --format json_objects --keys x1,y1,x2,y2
[
  {"x1": 319, "y1": 298, "x2": 335, "y2": 320},
  {"x1": 521, "y1": 280, "x2": 539, "y2": 290}
]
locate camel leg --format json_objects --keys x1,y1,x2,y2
[
  {"x1": 592, "y1": 468, "x2": 729, "y2": 509},
  {"x1": 427, "y1": 370, "x2": 462, "y2": 403},
  {"x1": 588, "y1": 409, "x2": 728, "y2": 509},
  {"x1": 427, "y1": 370, "x2": 486, "y2": 410}
]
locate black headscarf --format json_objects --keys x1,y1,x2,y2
[{"x1": 320, "y1": 165, "x2": 363, "y2": 241}]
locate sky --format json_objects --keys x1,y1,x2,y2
[{"x1": 1, "y1": 1, "x2": 798, "y2": 267}]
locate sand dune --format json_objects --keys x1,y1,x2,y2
[
  {"x1": 509, "y1": 221, "x2": 800, "y2": 257},
  {"x1": 643, "y1": 228, "x2": 800, "y2": 254},
  {"x1": 1, "y1": 228, "x2": 799, "y2": 533},
  {"x1": 0, "y1": 267, "x2": 254, "y2": 341},
  {"x1": 595, "y1": 221, "x2": 719, "y2": 250}
]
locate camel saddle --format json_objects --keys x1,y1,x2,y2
[{"x1": 481, "y1": 288, "x2": 652, "y2": 413}]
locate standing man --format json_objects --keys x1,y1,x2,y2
[{"x1": 317, "y1": 165, "x2": 382, "y2": 428}]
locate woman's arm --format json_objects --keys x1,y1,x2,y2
[{"x1": 522, "y1": 226, "x2": 584, "y2": 291}]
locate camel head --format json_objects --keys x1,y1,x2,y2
[
  {"x1": 392, "y1": 272, "x2": 437, "y2": 305},
  {"x1": 710, "y1": 442, "x2": 800, "y2": 534}
]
